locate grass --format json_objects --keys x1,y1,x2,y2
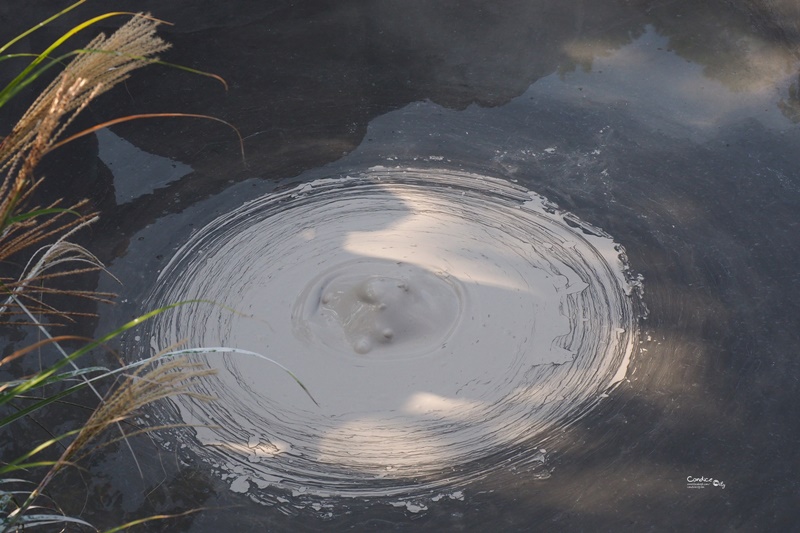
[
  {"x1": 0, "y1": 5, "x2": 170, "y2": 328},
  {"x1": 0, "y1": 2, "x2": 277, "y2": 531}
]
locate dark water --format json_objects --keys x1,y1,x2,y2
[{"x1": 2, "y1": 1, "x2": 799, "y2": 531}]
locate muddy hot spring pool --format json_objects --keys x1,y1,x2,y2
[{"x1": 129, "y1": 166, "x2": 644, "y2": 512}]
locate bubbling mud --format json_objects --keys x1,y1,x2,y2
[
  {"x1": 142, "y1": 167, "x2": 641, "y2": 503},
  {"x1": 295, "y1": 260, "x2": 463, "y2": 358}
]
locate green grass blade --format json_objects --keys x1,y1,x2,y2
[
  {"x1": 0, "y1": 301, "x2": 204, "y2": 409},
  {"x1": 0, "y1": 462, "x2": 61, "y2": 473},
  {"x1": 0, "y1": 382, "x2": 88, "y2": 429},
  {"x1": 13, "y1": 513, "x2": 96, "y2": 530},
  {"x1": 102, "y1": 509, "x2": 204, "y2": 533},
  {"x1": 0, "y1": 0, "x2": 89, "y2": 56},
  {"x1": 57, "y1": 48, "x2": 229, "y2": 91},
  {"x1": 151, "y1": 59, "x2": 228, "y2": 90},
  {"x1": 0, "y1": 53, "x2": 55, "y2": 64},
  {"x1": 5, "y1": 207, "x2": 82, "y2": 225},
  {"x1": 0, "y1": 430, "x2": 79, "y2": 476},
  {"x1": 0, "y1": 52, "x2": 77, "y2": 108},
  {"x1": 0, "y1": 11, "x2": 140, "y2": 107},
  {"x1": 2, "y1": 366, "x2": 109, "y2": 389}
]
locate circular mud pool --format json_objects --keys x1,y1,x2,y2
[{"x1": 140, "y1": 167, "x2": 643, "y2": 505}]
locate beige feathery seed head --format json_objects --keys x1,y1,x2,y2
[
  {"x1": 0, "y1": 13, "x2": 170, "y2": 325},
  {"x1": 0, "y1": 13, "x2": 170, "y2": 171},
  {"x1": 68, "y1": 358, "x2": 216, "y2": 458},
  {"x1": 26, "y1": 357, "x2": 217, "y2": 515}
]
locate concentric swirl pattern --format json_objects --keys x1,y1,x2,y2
[{"x1": 142, "y1": 167, "x2": 641, "y2": 502}]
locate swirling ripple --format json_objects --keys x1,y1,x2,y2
[{"x1": 141, "y1": 167, "x2": 642, "y2": 505}]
